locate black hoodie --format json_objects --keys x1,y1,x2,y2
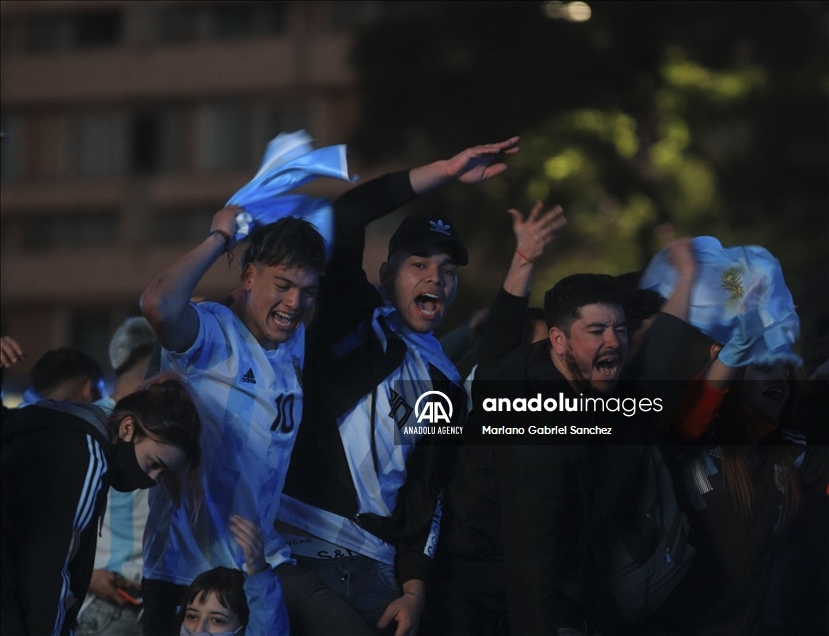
[{"x1": 1, "y1": 401, "x2": 112, "y2": 636}]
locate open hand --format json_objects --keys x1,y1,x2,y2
[
  {"x1": 377, "y1": 579, "x2": 425, "y2": 636},
  {"x1": 442, "y1": 137, "x2": 520, "y2": 184},
  {"x1": 0, "y1": 336, "x2": 25, "y2": 369},
  {"x1": 508, "y1": 202, "x2": 567, "y2": 262}
]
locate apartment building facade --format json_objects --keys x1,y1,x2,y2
[{"x1": 1, "y1": 0, "x2": 382, "y2": 390}]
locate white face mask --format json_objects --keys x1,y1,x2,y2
[{"x1": 180, "y1": 625, "x2": 243, "y2": 636}]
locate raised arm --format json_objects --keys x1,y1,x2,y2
[
  {"x1": 503, "y1": 202, "x2": 566, "y2": 297},
  {"x1": 330, "y1": 137, "x2": 522, "y2": 272},
  {"x1": 476, "y1": 203, "x2": 567, "y2": 367},
  {"x1": 229, "y1": 516, "x2": 289, "y2": 636},
  {"x1": 659, "y1": 237, "x2": 696, "y2": 322},
  {"x1": 408, "y1": 136, "x2": 520, "y2": 194},
  {"x1": 140, "y1": 206, "x2": 239, "y2": 352}
]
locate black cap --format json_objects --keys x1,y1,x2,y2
[{"x1": 388, "y1": 212, "x2": 469, "y2": 266}]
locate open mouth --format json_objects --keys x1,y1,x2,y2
[
  {"x1": 415, "y1": 293, "x2": 440, "y2": 319},
  {"x1": 270, "y1": 310, "x2": 297, "y2": 329},
  {"x1": 595, "y1": 355, "x2": 620, "y2": 378},
  {"x1": 761, "y1": 385, "x2": 786, "y2": 402}
]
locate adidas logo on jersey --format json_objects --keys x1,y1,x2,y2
[{"x1": 241, "y1": 368, "x2": 257, "y2": 384}]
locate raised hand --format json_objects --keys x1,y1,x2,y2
[
  {"x1": 210, "y1": 205, "x2": 243, "y2": 252},
  {"x1": 229, "y1": 515, "x2": 267, "y2": 576},
  {"x1": 442, "y1": 136, "x2": 521, "y2": 184},
  {"x1": 664, "y1": 237, "x2": 696, "y2": 278},
  {"x1": 409, "y1": 137, "x2": 520, "y2": 194},
  {"x1": 508, "y1": 201, "x2": 567, "y2": 263}
]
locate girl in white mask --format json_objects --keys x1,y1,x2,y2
[{"x1": 180, "y1": 516, "x2": 288, "y2": 636}]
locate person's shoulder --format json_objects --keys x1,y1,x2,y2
[
  {"x1": 94, "y1": 396, "x2": 117, "y2": 415},
  {"x1": 190, "y1": 301, "x2": 246, "y2": 341},
  {"x1": 2, "y1": 401, "x2": 110, "y2": 451},
  {"x1": 194, "y1": 300, "x2": 234, "y2": 320}
]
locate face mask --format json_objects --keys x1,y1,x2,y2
[
  {"x1": 110, "y1": 434, "x2": 156, "y2": 492},
  {"x1": 180, "y1": 625, "x2": 243, "y2": 636}
]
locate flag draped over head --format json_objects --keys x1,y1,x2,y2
[
  {"x1": 639, "y1": 236, "x2": 801, "y2": 366},
  {"x1": 227, "y1": 130, "x2": 357, "y2": 253}
]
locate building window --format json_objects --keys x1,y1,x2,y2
[
  {"x1": 1, "y1": 114, "x2": 22, "y2": 182},
  {"x1": 20, "y1": 212, "x2": 119, "y2": 249},
  {"x1": 75, "y1": 11, "x2": 122, "y2": 48},
  {"x1": 214, "y1": 4, "x2": 256, "y2": 40},
  {"x1": 69, "y1": 115, "x2": 129, "y2": 177},
  {"x1": 200, "y1": 104, "x2": 311, "y2": 173},
  {"x1": 152, "y1": 207, "x2": 222, "y2": 245},
  {"x1": 25, "y1": 11, "x2": 122, "y2": 52},
  {"x1": 155, "y1": 6, "x2": 199, "y2": 44},
  {"x1": 154, "y1": 2, "x2": 286, "y2": 45},
  {"x1": 131, "y1": 111, "x2": 181, "y2": 175},
  {"x1": 67, "y1": 110, "x2": 180, "y2": 177},
  {"x1": 199, "y1": 105, "x2": 254, "y2": 172}
]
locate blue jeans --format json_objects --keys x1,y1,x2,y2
[{"x1": 295, "y1": 554, "x2": 401, "y2": 631}]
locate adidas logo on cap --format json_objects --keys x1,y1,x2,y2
[{"x1": 429, "y1": 220, "x2": 451, "y2": 236}]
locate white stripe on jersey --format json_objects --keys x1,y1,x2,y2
[
  {"x1": 54, "y1": 435, "x2": 107, "y2": 636},
  {"x1": 781, "y1": 428, "x2": 806, "y2": 446}
]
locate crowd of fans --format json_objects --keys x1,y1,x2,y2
[{"x1": 1, "y1": 137, "x2": 826, "y2": 636}]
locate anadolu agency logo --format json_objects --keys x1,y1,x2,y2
[{"x1": 414, "y1": 390, "x2": 454, "y2": 425}]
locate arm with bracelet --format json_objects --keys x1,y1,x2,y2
[
  {"x1": 140, "y1": 207, "x2": 240, "y2": 353},
  {"x1": 476, "y1": 202, "x2": 567, "y2": 367}
]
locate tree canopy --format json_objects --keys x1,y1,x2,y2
[{"x1": 349, "y1": 1, "x2": 828, "y2": 330}]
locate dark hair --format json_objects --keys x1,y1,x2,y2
[
  {"x1": 179, "y1": 567, "x2": 249, "y2": 631},
  {"x1": 719, "y1": 366, "x2": 800, "y2": 524},
  {"x1": 241, "y1": 217, "x2": 327, "y2": 274},
  {"x1": 108, "y1": 378, "x2": 201, "y2": 506},
  {"x1": 543, "y1": 274, "x2": 622, "y2": 334},
  {"x1": 522, "y1": 307, "x2": 548, "y2": 346},
  {"x1": 30, "y1": 347, "x2": 103, "y2": 397}
]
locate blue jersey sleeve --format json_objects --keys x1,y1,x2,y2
[{"x1": 243, "y1": 567, "x2": 289, "y2": 636}]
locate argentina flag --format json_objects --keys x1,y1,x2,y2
[
  {"x1": 227, "y1": 130, "x2": 357, "y2": 254},
  {"x1": 639, "y1": 236, "x2": 800, "y2": 365}
]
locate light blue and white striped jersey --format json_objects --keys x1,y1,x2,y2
[
  {"x1": 278, "y1": 333, "x2": 438, "y2": 565},
  {"x1": 88, "y1": 396, "x2": 148, "y2": 585},
  {"x1": 143, "y1": 302, "x2": 303, "y2": 585},
  {"x1": 78, "y1": 397, "x2": 149, "y2": 621}
]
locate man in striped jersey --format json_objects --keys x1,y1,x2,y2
[
  {"x1": 278, "y1": 138, "x2": 519, "y2": 636},
  {"x1": 140, "y1": 215, "x2": 371, "y2": 635}
]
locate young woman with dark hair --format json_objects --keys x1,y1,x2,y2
[
  {"x1": 647, "y1": 351, "x2": 828, "y2": 635},
  {"x1": 1, "y1": 378, "x2": 201, "y2": 636}
]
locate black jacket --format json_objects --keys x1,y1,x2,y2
[
  {"x1": 283, "y1": 172, "x2": 465, "y2": 583},
  {"x1": 441, "y1": 313, "x2": 694, "y2": 634},
  {"x1": 1, "y1": 401, "x2": 112, "y2": 636}
]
